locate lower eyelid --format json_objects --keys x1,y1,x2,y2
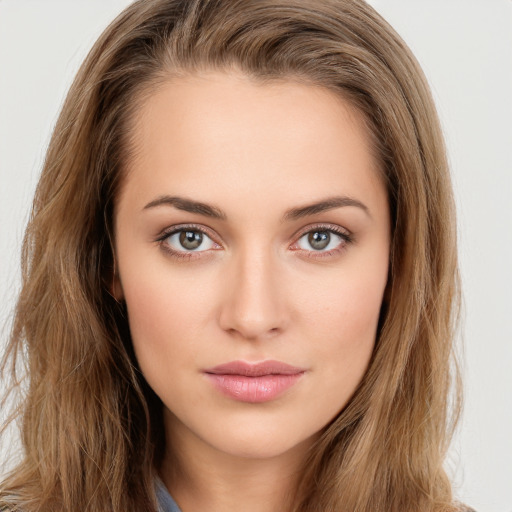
[{"x1": 297, "y1": 247, "x2": 345, "y2": 259}]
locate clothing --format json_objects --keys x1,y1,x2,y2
[
  {"x1": 153, "y1": 478, "x2": 476, "y2": 512},
  {"x1": 155, "y1": 477, "x2": 182, "y2": 512}
]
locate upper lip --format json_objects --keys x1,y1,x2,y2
[{"x1": 204, "y1": 360, "x2": 305, "y2": 377}]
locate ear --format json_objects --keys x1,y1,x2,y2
[
  {"x1": 111, "y1": 273, "x2": 124, "y2": 302},
  {"x1": 382, "y1": 276, "x2": 392, "y2": 306},
  {"x1": 109, "y1": 257, "x2": 125, "y2": 302}
]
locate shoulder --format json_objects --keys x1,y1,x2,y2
[{"x1": 0, "y1": 501, "x2": 25, "y2": 512}]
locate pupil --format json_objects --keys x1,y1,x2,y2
[
  {"x1": 179, "y1": 230, "x2": 202, "y2": 250},
  {"x1": 308, "y1": 231, "x2": 330, "y2": 250}
]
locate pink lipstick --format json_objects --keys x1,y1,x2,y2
[{"x1": 204, "y1": 360, "x2": 305, "y2": 403}]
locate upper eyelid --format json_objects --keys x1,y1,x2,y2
[
  {"x1": 292, "y1": 222, "x2": 351, "y2": 239},
  {"x1": 156, "y1": 223, "x2": 218, "y2": 241}
]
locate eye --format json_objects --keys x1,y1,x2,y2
[
  {"x1": 163, "y1": 228, "x2": 218, "y2": 253},
  {"x1": 297, "y1": 230, "x2": 342, "y2": 251},
  {"x1": 293, "y1": 226, "x2": 351, "y2": 254}
]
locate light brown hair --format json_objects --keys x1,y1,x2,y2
[{"x1": 1, "y1": 1, "x2": 463, "y2": 510}]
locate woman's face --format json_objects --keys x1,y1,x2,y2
[{"x1": 114, "y1": 71, "x2": 390, "y2": 460}]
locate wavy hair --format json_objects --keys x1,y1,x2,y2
[{"x1": 1, "y1": 1, "x2": 462, "y2": 510}]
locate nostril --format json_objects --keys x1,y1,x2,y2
[{"x1": 224, "y1": 324, "x2": 282, "y2": 341}]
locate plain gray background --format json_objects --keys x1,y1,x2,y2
[{"x1": 1, "y1": 1, "x2": 511, "y2": 511}]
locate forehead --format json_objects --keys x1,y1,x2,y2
[{"x1": 118, "y1": 70, "x2": 385, "y2": 215}]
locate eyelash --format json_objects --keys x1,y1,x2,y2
[{"x1": 155, "y1": 223, "x2": 353, "y2": 261}]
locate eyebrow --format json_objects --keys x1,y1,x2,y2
[
  {"x1": 143, "y1": 195, "x2": 227, "y2": 219},
  {"x1": 283, "y1": 196, "x2": 370, "y2": 221},
  {"x1": 143, "y1": 194, "x2": 370, "y2": 221}
]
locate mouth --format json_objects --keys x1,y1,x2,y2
[{"x1": 203, "y1": 360, "x2": 306, "y2": 403}]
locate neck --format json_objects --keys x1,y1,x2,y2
[{"x1": 159, "y1": 411, "x2": 313, "y2": 512}]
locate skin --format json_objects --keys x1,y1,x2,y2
[{"x1": 113, "y1": 70, "x2": 390, "y2": 512}]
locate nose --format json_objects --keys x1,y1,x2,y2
[{"x1": 218, "y1": 248, "x2": 288, "y2": 341}]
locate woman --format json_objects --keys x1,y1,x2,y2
[{"x1": 0, "y1": 0, "x2": 470, "y2": 510}]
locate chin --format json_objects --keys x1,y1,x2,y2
[{"x1": 198, "y1": 414, "x2": 321, "y2": 461}]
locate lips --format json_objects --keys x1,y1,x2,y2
[{"x1": 204, "y1": 360, "x2": 305, "y2": 403}]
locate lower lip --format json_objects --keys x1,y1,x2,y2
[{"x1": 205, "y1": 373, "x2": 304, "y2": 403}]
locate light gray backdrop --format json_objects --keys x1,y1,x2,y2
[{"x1": 1, "y1": 1, "x2": 511, "y2": 511}]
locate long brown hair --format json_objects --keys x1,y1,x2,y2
[{"x1": 1, "y1": 1, "x2": 462, "y2": 510}]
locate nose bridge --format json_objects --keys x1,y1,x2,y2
[{"x1": 219, "y1": 243, "x2": 286, "y2": 340}]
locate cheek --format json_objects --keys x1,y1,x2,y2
[
  {"x1": 294, "y1": 259, "x2": 388, "y2": 387},
  {"x1": 119, "y1": 260, "x2": 219, "y2": 371},
  {"x1": 295, "y1": 287, "x2": 381, "y2": 425},
  {"x1": 299, "y1": 267, "x2": 386, "y2": 342}
]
